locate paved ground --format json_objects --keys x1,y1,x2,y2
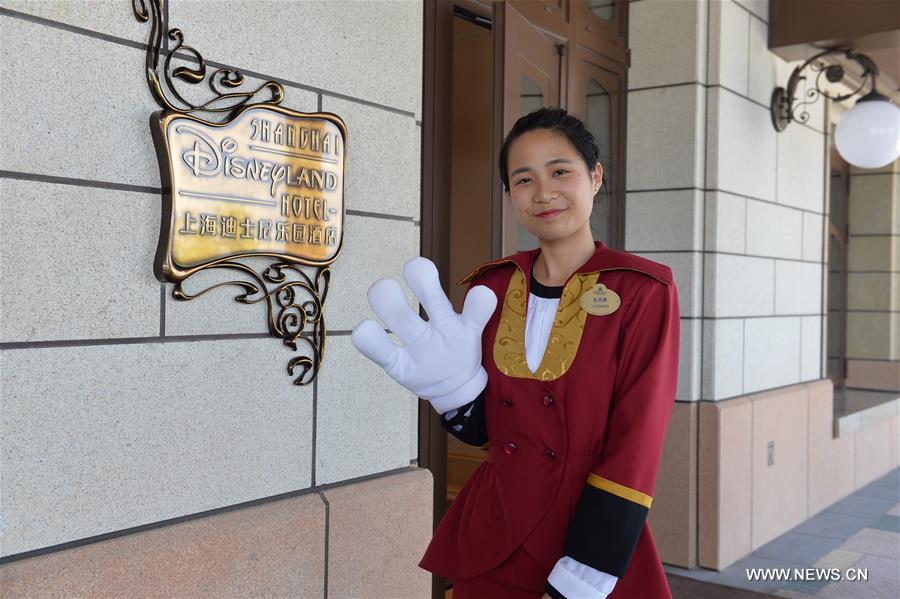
[
  {"x1": 667, "y1": 573, "x2": 778, "y2": 598},
  {"x1": 664, "y1": 467, "x2": 900, "y2": 599}
]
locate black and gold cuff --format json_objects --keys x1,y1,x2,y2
[{"x1": 562, "y1": 474, "x2": 651, "y2": 577}]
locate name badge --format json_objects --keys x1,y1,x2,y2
[{"x1": 580, "y1": 283, "x2": 621, "y2": 316}]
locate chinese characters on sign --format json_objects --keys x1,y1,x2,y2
[{"x1": 154, "y1": 104, "x2": 346, "y2": 281}]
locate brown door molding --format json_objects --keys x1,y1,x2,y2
[
  {"x1": 497, "y1": 0, "x2": 565, "y2": 255},
  {"x1": 420, "y1": 3, "x2": 454, "y2": 596}
]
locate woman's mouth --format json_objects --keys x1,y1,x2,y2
[{"x1": 536, "y1": 208, "x2": 565, "y2": 219}]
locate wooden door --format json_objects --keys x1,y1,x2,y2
[
  {"x1": 567, "y1": 45, "x2": 627, "y2": 248},
  {"x1": 494, "y1": 0, "x2": 565, "y2": 256}
]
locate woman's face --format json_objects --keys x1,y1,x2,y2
[{"x1": 506, "y1": 128, "x2": 603, "y2": 244}]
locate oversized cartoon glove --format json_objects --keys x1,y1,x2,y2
[{"x1": 351, "y1": 256, "x2": 497, "y2": 414}]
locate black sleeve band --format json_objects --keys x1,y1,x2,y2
[
  {"x1": 562, "y1": 484, "x2": 648, "y2": 577},
  {"x1": 439, "y1": 388, "x2": 488, "y2": 448}
]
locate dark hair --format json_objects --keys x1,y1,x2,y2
[{"x1": 499, "y1": 107, "x2": 601, "y2": 193}]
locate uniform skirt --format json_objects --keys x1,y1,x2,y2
[{"x1": 450, "y1": 543, "x2": 550, "y2": 599}]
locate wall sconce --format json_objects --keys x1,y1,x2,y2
[{"x1": 770, "y1": 47, "x2": 900, "y2": 169}]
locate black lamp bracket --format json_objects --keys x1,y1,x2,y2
[{"x1": 770, "y1": 47, "x2": 880, "y2": 132}]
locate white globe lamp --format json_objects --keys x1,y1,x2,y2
[{"x1": 834, "y1": 91, "x2": 900, "y2": 169}]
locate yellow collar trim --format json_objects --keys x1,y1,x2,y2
[{"x1": 493, "y1": 268, "x2": 600, "y2": 381}]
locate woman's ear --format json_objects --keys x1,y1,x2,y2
[{"x1": 592, "y1": 162, "x2": 604, "y2": 194}]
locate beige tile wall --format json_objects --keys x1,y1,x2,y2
[
  {"x1": 846, "y1": 359, "x2": 900, "y2": 393},
  {"x1": 697, "y1": 379, "x2": 898, "y2": 570},
  {"x1": 0, "y1": 468, "x2": 433, "y2": 599},
  {"x1": 0, "y1": 0, "x2": 425, "y2": 579},
  {"x1": 698, "y1": 395, "x2": 753, "y2": 569},
  {"x1": 750, "y1": 385, "x2": 808, "y2": 548},
  {"x1": 0, "y1": 488, "x2": 328, "y2": 597},
  {"x1": 629, "y1": 1, "x2": 839, "y2": 574},
  {"x1": 808, "y1": 380, "x2": 855, "y2": 515},
  {"x1": 845, "y1": 164, "x2": 900, "y2": 366},
  {"x1": 652, "y1": 402, "x2": 698, "y2": 568},
  {"x1": 630, "y1": 1, "x2": 829, "y2": 403}
]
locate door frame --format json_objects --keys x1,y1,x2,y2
[
  {"x1": 420, "y1": 2, "x2": 493, "y2": 597},
  {"x1": 420, "y1": 2, "x2": 454, "y2": 597}
]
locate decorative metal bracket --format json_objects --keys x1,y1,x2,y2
[
  {"x1": 134, "y1": 0, "x2": 346, "y2": 386},
  {"x1": 132, "y1": 0, "x2": 285, "y2": 115},
  {"x1": 770, "y1": 46, "x2": 883, "y2": 132},
  {"x1": 172, "y1": 260, "x2": 332, "y2": 386}
]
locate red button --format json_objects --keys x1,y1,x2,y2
[
  {"x1": 504, "y1": 441, "x2": 517, "y2": 455},
  {"x1": 543, "y1": 394, "x2": 554, "y2": 407},
  {"x1": 544, "y1": 448, "x2": 556, "y2": 460},
  {"x1": 501, "y1": 396, "x2": 513, "y2": 407}
]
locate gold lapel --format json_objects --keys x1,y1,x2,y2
[{"x1": 493, "y1": 268, "x2": 600, "y2": 381}]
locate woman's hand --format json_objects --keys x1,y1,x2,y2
[{"x1": 540, "y1": 594, "x2": 552, "y2": 599}]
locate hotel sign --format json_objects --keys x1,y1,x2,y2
[
  {"x1": 153, "y1": 105, "x2": 346, "y2": 280},
  {"x1": 135, "y1": 0, "x2": 344, "y2": 385}
]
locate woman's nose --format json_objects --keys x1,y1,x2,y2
[{"x1": 535, "y1": 182, "x2": 557, "y2": 203}]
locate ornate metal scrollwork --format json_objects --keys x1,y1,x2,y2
[
  {"x1": 134, "y1": 0, "x2": 345, "y2": 386},
  {"x1": 172, "y1": 261, "x2": 330, "y2": 385},
  {"x1": 770, "y1": 47, "x2": 879, "y2": 132},
  {"x1": 132, "y1": 0, "x2": 284, "y2": 114}
]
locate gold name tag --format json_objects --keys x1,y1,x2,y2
[{"x1": 580, "y1": 283, "x2": 621, "y2": 316}]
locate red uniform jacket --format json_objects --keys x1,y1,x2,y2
[{"x1": 418, "y1": 240, "x2": 680, "y2": 599}]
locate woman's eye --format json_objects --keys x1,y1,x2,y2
[
  {"x1": 554, "y1": 169, "x2": 569, "y2": 176},
  {"x1": 515, "y1": 177, "x2": 531, "y2": 185}
]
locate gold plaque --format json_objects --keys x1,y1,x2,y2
[
  {"x1": 579, "y1": 283, "x2": 621, "y2": 316},
  {"x1": 152, "y1": 104, "x2": 346, "y2": 281}
]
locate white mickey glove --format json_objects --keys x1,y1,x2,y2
[{"x1": 351, "y1": 257, "x2": 497, "y2": 414}]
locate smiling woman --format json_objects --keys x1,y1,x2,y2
[
  {"x1": 412, "y1": 108, "x2": 680, "y2": 599},
  {"x1": 352, "y1": 108, "x2": 679, "y2": 599}
]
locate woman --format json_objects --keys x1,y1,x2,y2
[{"x1": 352, "y1": 107, "x2": 679, "y2": 598}]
